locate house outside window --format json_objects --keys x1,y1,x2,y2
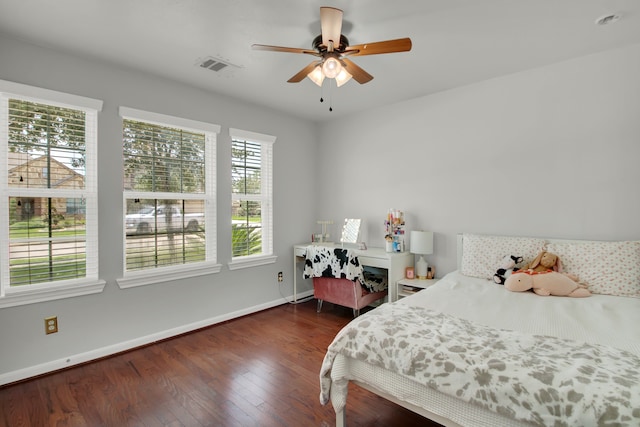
[
  {"x1": 117, "y1": 107, "x2": 221, "y2": 288},
  {"x1": 0, "y1": 80, "x2": 104, "y2": 307},
  {"x1": 229, "y1": 128, "x2": 276, "y2": 270}
]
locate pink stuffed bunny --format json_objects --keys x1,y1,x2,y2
[
  {"x1": 505, "y1": 271, "x2": 591, "y2": 297},
  {"x1": 524, "y1": 250, "x2": 562, "y2": 273}
]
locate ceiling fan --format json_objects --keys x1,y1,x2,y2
[{"x1": 252, "y1": 6, "x2": 412, "y2": 87}]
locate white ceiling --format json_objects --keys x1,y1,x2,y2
[{"x1": 1, "y1": 0, "x2": 640, "y2": 123}]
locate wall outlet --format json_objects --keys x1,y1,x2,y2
[
  {"x1": 45, "y1": 316, "x2": 58, "y2": 334},
  {"x1": 277, "y1": 272, "x2": 283, "y2": 282}
]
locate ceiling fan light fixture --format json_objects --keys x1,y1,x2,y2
[
  {"x1": 335, "y1": 68, "x2": 352, "y2": 87},
  {"x1": 322, "y1": 56, "x2": 342, "y2": 79},
  {"x1": 252, "y1": 6, "x2": 411, "y2": 92},
  {"x1": 307, "y1": 64, "x2": 325, "y2": 86}
]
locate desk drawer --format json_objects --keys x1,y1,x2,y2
[{"x1": 357, "y1": 255, "x2": 388, "y2": 269}]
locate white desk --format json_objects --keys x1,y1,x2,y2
[{"x1": 293, "y1": 244, "x2": 413, "y2": 302}]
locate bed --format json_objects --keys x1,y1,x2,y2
[{"x1": 319, "y1": 233, "x2": 640, "y2": 427}]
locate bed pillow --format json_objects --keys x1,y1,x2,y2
[
  {"x1": 546, "y1": 240, "x2": 640, "y2": 298},
  {"x1": 461, "y1": 233, "x2": 545, "y2": 280}
]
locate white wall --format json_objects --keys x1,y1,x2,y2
[
  {"x1": 317, "y1": 43, "x2": 640, "y2": 276},
  {"x1": 2, "y1": 33, "x2": 639, "y2": 383},
  {"x1": 0, "y1": 36, "x2": 319, "y2": 382}
]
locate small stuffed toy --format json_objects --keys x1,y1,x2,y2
[
  {"x1": 522, "y1": 250, "x2": 562, "y2": 273},
  {"x1": 522, "y1": 250, "x2": 580, "y2": 282},
  {"x1": 505, "y1": 271, "x2": 591, "y2": 297},
  {"x1": 493, "y1": 255, "x2": 524, "y2": 285}
]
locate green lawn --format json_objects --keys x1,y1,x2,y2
[
  {"x1": 10, "y1": 253, "x2": 86, "y2": 286},
  {"x1": 10, "y1": 221, "x2": 86, "y2": 239},
  {"x1": 9, "y1": 219, "x2": 261, "y2": 283}
]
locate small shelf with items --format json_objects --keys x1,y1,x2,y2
[
  {"x1": 384, "y1": 209, "x2": 406, "y2": 252},
  {"x1": 396, "y1": 277, "x2": 438, "y2": 299}
]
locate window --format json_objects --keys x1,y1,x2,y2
[
  {"x1": 229, "y1": 128, "x2": 276, "y2": 270},
  {"x1": 117, "y1": 107, "x2": 220, "y2": 288},
  {"x1": 0, "y1": 79, "x2": 104, "y2": 307}
]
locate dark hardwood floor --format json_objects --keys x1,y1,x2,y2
[{"x1": 0, "y1": 300, "x2": 441, "y2": 427}]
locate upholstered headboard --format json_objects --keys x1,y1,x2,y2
[{"x1": 456, "y1": 233, "x2": 464, "y2": 270}]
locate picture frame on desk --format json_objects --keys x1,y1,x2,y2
[{"x1": 405, "y1": 267, "x2": 415, "y2": 279}]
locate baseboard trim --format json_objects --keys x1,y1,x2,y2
[{"x1": 0, "y1": 290, "x2": 315, "y2": 387}]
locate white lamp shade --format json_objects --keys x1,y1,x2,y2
[
  {"x1": 307, "y1": 65, "x2": 325, "y2": 86},
  {"x1": 410, "y1": 230, "x2": 433, "y2": 255},
  {"x1": 335, "y1": 68, "x2": 352, "y2": 87}
]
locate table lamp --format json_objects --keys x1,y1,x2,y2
[{"x1": 410, "y1": 230, "x2": 434, "y2": 279}]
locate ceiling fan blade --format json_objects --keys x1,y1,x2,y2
[
  {"x1": 341, "y1": 58, "x2": 373, "y2": 84},
  {"x1": 320, "y1": 7, "x2": 343, "y2": 49},
  {"x1": 344, "y1": 37, "x2": 412, "y2": 56},
  {"x1": 252, "y1": 44, "x2": 318, "y2": 56},
  {"x1": 287, "y1": 61, "x2": 320, "y2": 83}
]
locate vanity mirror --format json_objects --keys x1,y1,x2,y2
[{"x1": 340, "y1": 218, "x2": 361, "y2": 246}]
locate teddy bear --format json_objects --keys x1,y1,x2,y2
[
  {"x1": 493, "y1": 255, "x2": 523, "y2": 285},
  {"x1": 504, "y1": 270, "x2": 591, "y2": 297}
]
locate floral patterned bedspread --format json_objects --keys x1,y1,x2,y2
[{"x1": 319, "y1": 303, "x2": 640, "y2": 426}]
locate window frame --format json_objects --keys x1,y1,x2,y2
[
  {"x1": 228, "y1": 128, "x2": 276, "y2": 270},
  {"x1": 0, "y1": 79, "x2": 105, "y2": 308},
  {"x1": 116, "y1": 107, "x2": 221, "y2": 289}
]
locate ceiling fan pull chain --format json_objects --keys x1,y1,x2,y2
[{"x1": 329, "y1": 79, "x2": 333, "y2": 111}]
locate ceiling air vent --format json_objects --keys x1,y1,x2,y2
[
  {"x1": 595, "y1": 13, "x2": 621, "y2": 26},
  {"x1": 198, "y1": 56, "x2": 239, "y2": 73}
]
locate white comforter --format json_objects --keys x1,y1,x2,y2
[
  {"x1": 402, "y1": 271, "x2": 640, "y2": 355},
  {"x1": 320, "y1": 271, "x2": 640, "y2": 426}
]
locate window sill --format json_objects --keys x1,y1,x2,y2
[
  {"x1": 228, "y1": 254, "x2": 277, "y2": 270},
  {"x1": 117, "y1": 262, "x2": 222, "y2": 289},
  {"x1": 0, "y1": 279, "x2": 106, "y2": 308}
]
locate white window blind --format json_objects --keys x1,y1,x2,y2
[
  {"x1": 119, "y1": 107, "x2": 220, "y2": 283},
  {"x1": 0, "y1": 80, "x2": 104, "y2": 307},
  {"x1": 230, "y1": 128, "x2": 275, "y2": 263}
]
